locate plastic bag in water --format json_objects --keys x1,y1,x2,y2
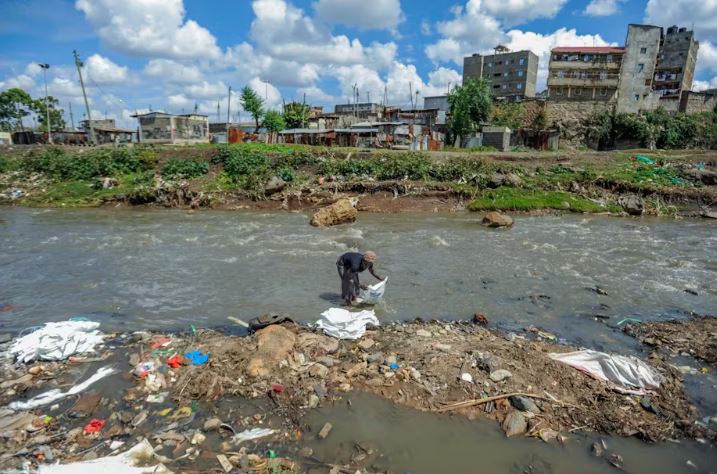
[{"x1": 356, "y1": 278, "x2": 387, "y2": 305}]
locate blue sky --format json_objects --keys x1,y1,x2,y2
[{"x1": 1, "y1": 0, "x2": 716, "y2": 128}]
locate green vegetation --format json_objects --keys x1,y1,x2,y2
[
  {"x1": 240, "y1": 86, "x2": 265, "y2": 132},
  {"x1": 263, "y1": 110, "x2": 285, "y2": 133},
  {"x1": 468, "y1": 187, "x2": 616, "y2": 213},
  {"x1": 584, "y1": 107, "x2": 717, "y2": 150},
  {"x1": 283, "y1": 102, "x2": 311, "y2": 129},
  {"x1": 20, "y1": 147, "x2": 156, "y2": 180},
  {"x1": 0, "y1": 87, "x2": 65, "y2": 132},
  {"x1": 490, "y1": 102, "x2": 525, "y2": 129},
  {"x1": 161, "y1": 159, "x2": 208, "y2": 179},
  {"x1": 447, "y1": 78, "x2": 492, "y2": 142}
]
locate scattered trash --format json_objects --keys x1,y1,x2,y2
[
  {"x1": 248, "y1": 313, "x2": 294, "y2": 332},
  {"x1": 0, "y1": 304, "x2": 13, "y2": 312},
  {"x1": 388, "y1": 362, "x2": 400, "y2": 370},
  {"x1": 617, "y1": 317, "x2": 642, "y2": 326},
  {"x1": 315, "y1": 308, "x2": 380, "y2": 340},
  {"x1": 460, "y1": 372, "x2": 473, "y2": 383},
  {"x1": 83, "y1": 418, "x2": 105, "y2": 434},
  {"x1": 318, "y1": 422, "x2": 333, "y2": 439},
  {"x1": 9, "y1": 366, "x2": 117, "y2": 410},
  {"x1": 37, "y1": 439, "x2": 170, "y2": 474},
  {"x1": 149, "y1": 337, "x2": 172, "y2": 349},
  {"x1": 133, "y1": 361, "x2": 156, "y2": 377},
  {"x1": 146, "y1": 392, "x2": 169, "y2": 403},
  {"x1": 640, "y1": 396, "x2": 663, "y2": 416},
  {"x1": 169, "y1": 406, "x2": 193, "y2": 420},
  {"x1": 184, "y1": 350, "x2": 209, "y2": 365},
  {"x1": 355, "y1": 278, "x2": 388, "y2": 305},
  {"x1": 549, "y1": 350, "x2": 664, "y2": 393},
  {"x1": 233, "y1": 427, "x2": 277, "y2": 444},
  {"x1": 217, "y1": 454, "x2": 233, "y2": 473},
  {"x1": 635, "y1": 155, "x2": 655, "y2": 165},
  {"x1": 9, "y1": 320, "x2": 105, "y2": 363},
  {"x1": 472, "y1": 313, "x2": 489, "y2": 325},
  {"x1": 167, "y1": 354, "x2": 183, "y2": 369},
  {"x1": 271, "y1": 383, "x2": 285, "y2": 394}
]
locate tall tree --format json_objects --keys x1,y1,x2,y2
[
  {"x1": 240, "y1": 86, "x2": 264, "y2": 132},
  {"x1": 32, "y1": 96, "x2": 66, "y2": 132},
  {"x1": 447, "y1": 78, "x2": 492, "y2": 145},
  {"x1": 283, "y1": 101, "x2": 311, "y2": 129},
  {"x1": 263, "y1": 110, "x2": 285, "y2": 133},
  {"x1": 0, "y1": 88, "x2": 34, "y2": 132}
]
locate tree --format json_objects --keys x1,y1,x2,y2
[
  {"x1": 447, "y1": 78, "x2": 492, "y2": 145},
  {"x1": 32, "y1": 95, "x2": 66, "y2": 132},
  {"x1": 240, "y1": 86, "x2": 264, "y2": 132},
  {"x1": 490, "y1": 102, "x2": 524, "y2": 129},
  {"x1": 283, "y1": 101, "x2": 311, "y2": 129},
  {"x1": 263, "y1": 110, "x2": 285, "y2": 133},
  {"x1": 0, "y1": 88, "x2": 34, "y2": 132}
]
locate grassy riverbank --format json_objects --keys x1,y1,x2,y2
[{"x1": 1, "y1": 144, "x2": 715, "y2": 216}]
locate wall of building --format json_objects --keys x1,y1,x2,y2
[
  {"x1": 681, "y1": 92, "x2": 717, "y2": 114},
  {"x1": 546, "y1": 100, "x2": 614, "y2": 143},
  {"x1": 617, "y1": 24, "x2": 663, "y2": 113},
  {"x1": 423, "y1": 96, "x2": 450, "y2": 112},
  {"x1": 139, "y1": 116, "x2": 172, "y2": 142},
  {"x1": 463, "y1": 51, "x2": 538, "y2": 99}
]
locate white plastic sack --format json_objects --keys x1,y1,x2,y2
[
  {"x1": 233, "y1": 427, "x2": 277, "y2": 443},
  {"x1": 356, "y1": 278, "x2": 388, "y2": 305},
  {"x1": 549, "y1": 350, "x2": 665, "y2": 394},
  {"x1": 9, "y1": 320, "x2": 104, "y2": 363},
  {"x1": 38, "y1": 439, "x2": 172, "y2": 474},
  {"x1": 315, "y1": 308, "x2": 380, "y2": 340}
]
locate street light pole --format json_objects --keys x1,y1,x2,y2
[{"x1": 39, "y1": 64, "x2": 52, "y2": 144}]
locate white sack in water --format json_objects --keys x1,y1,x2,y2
[
  {"x1": 9, "y1": 320, "x2": 104, "y2": 363},
  {"x1": 356, "y1": 278, "x2": 388, "y2": 305},
  {"x1": 549, "y1": 350, "x2": 665, "y2": 394},
  {"x1": 38, "y1": 439, "x2": 171, "y2": 474},
  {"x1": 315, "y1": 308, "x2": 379, "y2": 340},
  {"x1": 9, "y1": 365, "x2": 117, "y2": 410}
]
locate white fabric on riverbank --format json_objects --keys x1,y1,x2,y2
[
  {"x1": 315, "y1": 308, "x2": 379, "y2": 339},
  {"x1": 9, "y1": 366, "x2": 117, "y2": 410},
  {"x1": 9, "y1": 320, "x2": 104, "y2": 363},
  {"x1": 549, "y1": 350, "x2": 665, "y2": 394},
  {"x1": 39, "y1": 439, "x2": 171, "y2": 474},
  {"x1": 356, "y1": 278, "x2": 388, "y2": 305}
]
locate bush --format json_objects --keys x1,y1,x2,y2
[
  {"x1": 0, "y1": 155, "x2": 17, "y2": 173},
  {"x1": 162, "y1": 159, "x2": 208, "y2": 179},
  {"x1": 20, "y1": 147, "x2": 158, "y2": 180},
  {"x1": 276, "y1": 166, "x2": 296, "y2": 182}
]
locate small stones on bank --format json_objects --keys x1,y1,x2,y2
[
  {"x1": 489, "y1": 369, "x2": 513, "y2": 383},
  {"x1": 203, "y1": 417, "x2": 222, "y2": 431},
  {"x1": 509, "y1": 395, "x2": 540, "y2": 414},
  {"x1": 416, "y1": 329, "x2": 432, "y2": 338},
  {"x1": 318, "y1": 422, "x2": 333, "y2": 439},
  {"x1": 502, "y1": 410, "x2": 527, "y2": 437}
]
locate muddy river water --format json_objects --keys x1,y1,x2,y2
[{"x1": 1, "y1": 207, "x2": 716, "y2": 472}]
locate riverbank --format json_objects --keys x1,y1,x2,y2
[
  {"x1": 1, "y1": 315, "x2": 715, "y2": 473},
  {"x1": 1, "y1": 144, "x2": 716, "y2": 217}
]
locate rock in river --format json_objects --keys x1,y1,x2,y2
[
  {"x1": 618, "y1": 194, "x2": 644, "y2": 216},
  {"x1": 502, "y1": 410, "x2": 528, "y2": 437},
  {"x1": 310, "y1": 198, "x2": 358, "y2": 227},
  {"x1": 482, "y1": 211, "x2": 513, "y2": 228}
]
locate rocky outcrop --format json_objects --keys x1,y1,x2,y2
[
  {"x1": 310, "y1": 198, "x2": 358, "y2": 227},
  {"x1": 482, "y1": 211, "x2": 513, "y2": 228},
  {"x1": 489, "y1": 173, "x2": 522, "y2": 188},
  {"x1": 265, "y1": 176, "x2": 286, "y2": 195},
  {"x1": 618, "y1": 194, "x2": 644, "y2": 216},
  {"x1": 246, "y1": 325, "x2": 296, "y2": 378}
]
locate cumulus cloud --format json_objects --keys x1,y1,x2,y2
[
  {"x1": 144, "y1": 59, "x2": 203, "y2": 84},
  {"x1": 697, "y1": 41, "x2": 717, "y2": 74},
  {"x1": 185, "y1": 81, "x2": 228, "y2": 100},
  {"x1": 247, "y1": 77, "x2": 282, "y2": 111},
  {"x1": 0, "y1": 74, "x2": 36, "y2": 91},
  {"x1": 84, "y1": 54, "x2": 129, "y2": 85},
  {"x1": 645, "y1": 0, "x2": 717, "y2": 42},
  {"x1": 693, "y1": 77, "x2": 717, "y2": 91},
  {"x1": 314, "y1": 0, "x2": 403, "y2": 31},
  {"x1": 481, "y1": 0, "x2": 569, "y2": 27},
  {"x1": 583, "y1": 0, "x2": 624, "y2": 16},
  {"x1": 75, "y1": 0, "x2": 220, "y2": 59}
]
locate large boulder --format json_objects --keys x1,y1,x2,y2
[
  {"x1": 310, "y1": 198, "x2": 358, "y2": 227},
  {"x1": 246, "y1": 325, "x2": 296, "y2": 378},
  {"x1": 502, "y1": 410, "x2": 528, "y2": 437},
  {"x1": 265, "y1": 176, "x2": 287, "y2": 195},
  {"x1": 618, "y1": 195, "x2": 644, "y2": 216},
  {"x1": 482, "y1": 211, "x2": 514, "y2": 228}
]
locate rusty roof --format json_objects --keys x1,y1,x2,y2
[{"x1": 552, "y1": 46, "x2": 625, "y2": 54}]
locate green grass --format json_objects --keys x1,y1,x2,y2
[
  {"x1": 27, "y1": 176, "x2": 137, "y2": 207},
  {"x1": 468, "y1": 187, "x2": 618, "y2": 213}
]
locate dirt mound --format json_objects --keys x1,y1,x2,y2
[{"x1": 624, "y1": 316, "x2": 717, "y2": 365}]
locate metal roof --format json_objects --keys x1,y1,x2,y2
[{"x1": 552, "y1": 47, "x2": 625, "y2": 54}]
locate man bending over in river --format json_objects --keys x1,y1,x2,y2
[{"x1": 336, "y1": 251, "x2": 384, "y2": 306}]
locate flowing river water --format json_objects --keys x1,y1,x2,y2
[{"x1": 1, "y1": 207, "x2": 716, "y2": 472}]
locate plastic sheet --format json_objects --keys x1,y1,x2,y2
[
  {"x1": 9, "y1": 320, "x2": 104, "y2": 363},
  {"x1": 38, "y1": 439, "x2": 171, "y2": 474},
  {"x1": 233, "y1": 427, "x2": 277, "y2": 444},
  {"x1": 356, "y1": 278, "x2": 388, "y2": 305},
  {"x1": 315, "y1": 308, "x2": 380, "y2": 340},
  {"x1": 549, "y1": 350, "x2": 665, "y2": 394}
]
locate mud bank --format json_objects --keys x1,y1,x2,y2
[{"x1": 625, "y1": 316, "x2": 717, "y2": 365}]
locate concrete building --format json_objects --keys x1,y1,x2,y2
[
  {"x1": 547, "y1": 47, "x2": 625, "y2": 101},
  {"x1": 132, "y1": 112, "x2": 209, "y2": 144},
  {"x1": 463, "y1": 47, "x2": 539, "y2": 100},
  {"x1": 617, "y1": 24, "x2": 663, "y2": 113},
  {"x1": 654, "y1": 25, "x2": 699, "y2": 102},
  {"x1": 423, "y1": 95, "x2": 450, "y2": 112},
  {"x1": 334, "y1": 102, "x2": 381, "y2": 117}
]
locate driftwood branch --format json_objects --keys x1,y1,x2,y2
[{"x1": 436, "y1": 392, "x2": 577, "y2": 413}]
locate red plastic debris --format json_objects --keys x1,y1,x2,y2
[
  {"x1": 167, "y1": 354, "x2": 183, "y2": 369},
  {"x1": 149, "y1": 337, "x2": 172, "y2": 350},
  {"x1": 0, "y1": 304, "x2": 12, "y2": 312},
  {"x1": 271, "y1": 383, "x2": 284, "y2": 394},
  {"x1": 473, "y1": 313, "x2": 489, "y2": 326},
  {"x1": 83, "y1": 419, "x2": 105, "y2": 434}
]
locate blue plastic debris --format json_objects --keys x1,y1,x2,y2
[
  {"x1": 184, "y1": 350, "x2": 210, "y2": 365},
  {"x1": 389, "y1": 362, "x2": 400, "y2": 370}
]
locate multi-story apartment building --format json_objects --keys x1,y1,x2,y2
[
  {"x1": 463, "y1": 47, "x2": 539, "y2": 100},
  {"x1": 547, "y1": 47, "x2": 625, "y2": 101},
  {"x1": 653, "y1": 25, "x2": 699, "y2": 100},
  {"x1": 617, "y1": 24, "x2": 664, "y2": 113}
]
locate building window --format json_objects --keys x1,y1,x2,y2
[
  {"x1": 496, "y1": 61, "x2": 503, "y2": 65},
  {"x1": 583, "y1": 54, "x2": 590, "y2": 62},
  {"x1": 599, "y1": 71, "x2": 608, "y2": 80},
  {"x1": 502, "y1": 84, "x2": 507, "y2": 89},
  {"x1": 488, "y1": 62, "x2": 492, "y2": 68},
  {"x1": 575, "y1": 88, "x2": 582, "y2": 96},
  {"x1": 504, "y1": 72, "x2": 509, "y2": 77},
  {"x1": 555, "y1": 88, "x2": 563, "y2": 96},
  {"x1": 634, "y1": 94, "x2": 640, "y2": 101},
  {"x1": 606, "y1": 54, "x2": 613, "y2": 63},
  {"x1": 517, "y1": 83, "x2": 522, "y2": 90},
  {"x1": 557, "y1": 70, "x2": 565, "y2": 78},
  {"x1": 640, "y1": 47, "x2": 647, "y2": 54},
  {"x1": 600, "y1": 88, "x2": 607, "y2": 96},
  {"x1": 518, "y1": 70, "x2": 524, "y2": 77},
  {"x1": 494, "y1": 85, "x2": 500, "y2": 89},
  {"x1": 636, "y1": 63, "x2": 644, "y2": 73},
  {"x1": 519, "y1": 57, "x2": 525, "y2": 65},
  {"x1": 494, "y1": 73, "x2": 501, "y2": 77}
]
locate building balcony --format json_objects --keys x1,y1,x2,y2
[
  {"x1": 547, "y1": 77, "x2": 619, "y2": 87},
  {"x1": 549, "y1": 60, "x2": 621, "y2": 70}
]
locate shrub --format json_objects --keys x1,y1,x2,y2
[
  {"x1": 162, "y1": 159, "x2": 208, "y2": 179},
  {"x1": 20, "y1": 147, "x2": 158, "y2": 181},
  {"x1": 276, "y1": 166, "x2": 296, "y2": 182}
]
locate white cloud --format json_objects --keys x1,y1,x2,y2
[
  {"x1": 84, "y1": 54, "x2": 129, "y2": 85},
  {"x1": 693, "y1": 77, "x2": 717, "y2": 91},
  {"x1": 247, "y1": 77, "x2": 282, "y2": 111},
  {"x1": 583, "y1": 0, "x2": 624, "y2": 16},
  {"x1": 698, "y1": 41, "x2": 717, "y2": 74},
  {"x1": 314, "y1": 0, "x2": 403, "y2": 31},
  {"x1": 296, "y1": 86, "x2": 336, "y2": 104},
  {"x1": 645, "y1": 0, "x2": 717, "y2": 42},
  {"x1": 481, "y1": 0, "x2": 569, "y2": 27},
  {"x1": 75, "y1": 0, "x2": 220, "y2": 59},
  {"x1": 144, "y1": 59, "x2": 203, "y2": 84},
  {"x1": 185, "y1": 81, "x2": 228, "y2": 100},
  {"x1": 421, "y1": 20, "x2": 432, "y2": 36},
  {"x1": 0, "y1": 74, "x2": 36, "y2": 91},
  {"x1": 48, "y1": 77, "x2": 85, "y2": 98},
  {"x1": 24, "y1": 63, "x2": 43, "y2": 77}
]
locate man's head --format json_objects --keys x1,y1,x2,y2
[{"x1": 363, "y1": 251, "x2": 377, "y2": 263}]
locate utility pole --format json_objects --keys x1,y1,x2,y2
[
  {"x1": 38, "y1": 63, "x2": 52, "y2": 143},
  {"x1": 73, "y1": 50, "x2": 95, "y2": 145},
  {"x1": 216, "y1": 101, "x2": 220, "y2": 123},
  {"x1": 367, "y1": 91, "x2": 370, "y2": 103},
  {"x1": 68, "y1": 102, "x2": 75, "y2": 130},
  {"x1": 226, "y1": 85, "x2": 231, "y2": 136}
]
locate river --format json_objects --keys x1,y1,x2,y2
[{"x1": 1, "y1": 207, "x2": 716, "y2": 472}]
